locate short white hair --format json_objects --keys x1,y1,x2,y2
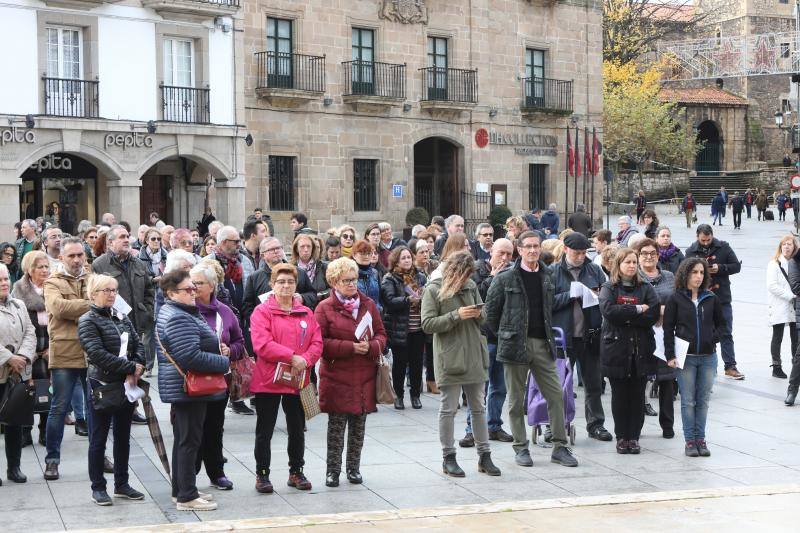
[
  {"x1": 208, "y1": 221, "x2": 224, "y2": 234},
  {"x1": 216, "y1": 225, "x2": 240, "y2": 243},
  {"x1": 618, "y1": 215, "x2": 633, "y2": 225},
  {"x1": 411, "y1": 224, "x2": 426, "y2": 237},
  {"x1": 165, "y1": 249, "x2": 197, "y2": 273},
  {"x1": 190, "y1": 263, "x2": 219, "y2": 286},
  {"x1": 0, "y1": 263, "x2": 8, "y2": 278}
]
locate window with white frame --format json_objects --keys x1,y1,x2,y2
[
  {"x1": 46, "y1": 26, "x2": 82, "y2": 79},
  {"x1": 163, "y1": 38, "x2": 194, "y2": 87}
]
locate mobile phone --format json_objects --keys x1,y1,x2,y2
[{"x1": 473, "y1": 303, "x2": 485, "y2": 309}]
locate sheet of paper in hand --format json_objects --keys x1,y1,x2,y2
[
  {"x1": 112, "y1": 296, "x2": 132, "y2": 318},
  {"x1": 355, "y1": 311, "x2": 373, "y2": 341}
]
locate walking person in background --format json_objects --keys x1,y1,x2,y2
[
  {"x1": 777, "y1": 190, "x2": 789, "y2": 222},
  {"x1": 634, "y1": 190, "x2": 647, "y2": 224},
  {"x1": 756, "y1": 189, "x2": 768, "y2": 221},
  {"x1": 768, "y1": 236, "x2": 799, "y2": 380},
  {"x1": 663, "y1": 258, "x2": 725, "y2": 456},
  {"x1": 711, "y1": 191, "x2": 726, "y2": 226},
  {"x1": 567, "y1": 203, "x2": 593, "y2": 237},
  {"x1": 682, "y1": 192, "x2": 696, "y2": 228},
  {"x1": 422, "y1": 251, "x2": 501, "y2": 478},
  {"x1": 78, "y1": 274, "x2": 145, "y2": 505},
  {"x1": 729, "y1": 192, "x2": 745, "y2": 230},
  {"x1": 381, "y1": 246, "x2": 426, "y2": 410},
  {"x1": 250, "y1": 263, "x2": 322, "y2": 494},
  {"x1": 316, "y1": 257, "x2": 386, "y2": 487},
  {"x1": 599, "y1": 247, "x2": 659, "y2": 454},
  {"x1": 744, "y1": 189, "x2": 754, "y2": 219}
]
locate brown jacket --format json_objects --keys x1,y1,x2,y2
[{"x1": 44, "y1": 269, "x2": 90, "y2": 369}]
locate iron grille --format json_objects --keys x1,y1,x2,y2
[
  {"x1": 419, "y1": 67, "x2": 478, "y2": 103},
  {"x1": 529, "y1": 164, "x2": 547, "y2": 210},
  {"x1": 42, "y1": 77, "x2": 99, "y2": 118},
  {"x1": 161, "y1": 84, "x2": 210, "y2": 123},
  {"x1": 268, "y1": 156, "x2": 295, "y2": 211},
  {"x1": 521, "y1": 77, "x2": 573, "y2": 114},
  {"x1": 354, "y1": 159, "x2": 378, "y2": 211},
  {"x1": 342, "y1": 60, "x2": 405, "y2": 98},
  {"x1": 255, "y1": 51, "x2": 325, "y2": 92}
]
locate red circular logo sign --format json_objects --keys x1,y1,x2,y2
[
  {"x1": 791, "y1": 174, "x2": 800, "y2": 189},
  {"x1": 475, "y1": 128, "x2": 489, "y2": 148}
]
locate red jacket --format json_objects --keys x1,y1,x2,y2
[
  {"x1": 250, "y1": 294, "x2": 322, "y2": 395},
  {"x1": 314, "y1": 291, "x2": 387, "y2": 415}
]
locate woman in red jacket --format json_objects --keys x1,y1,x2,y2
[
  {"x1": 250, "y1": 264, "x2": 323, "y2": 494},
  {"x1": 315, "y1": 257, "x2": 387, "y2": 488}
]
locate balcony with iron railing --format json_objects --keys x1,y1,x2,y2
[
  {"x1": 43, "y1": 77, "x2": 99, "y2": 118},
  {"x1": 142, "y1": 0, "x2": 240, "y2": 18},
  {"x1": 160, "y1": 84, "x2": 210, "y2": 124},
  {"x1": 342, "y1": 60, "x2": 405, "y2": 109},
  {"x1": 419, "y1": 67, "x2": 478, "y2": 112},
  {"x1": 255, "y1": 51, "x2": 325, "y2": 105},
  {"x1": 520, "y1": 77, "x2": 573, "y2": 116}
]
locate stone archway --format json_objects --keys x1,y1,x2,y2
[
  {"x1": 413, "y1": 137, "x2": 462, "y2": 218},
  {"x1": 696, "y1": 120, "x2": 723, "y2": 174}
]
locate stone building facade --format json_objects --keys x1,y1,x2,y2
[
  {"x1": 242, "y1": 0, "x2": 604, "y2": 236},
  {"x1": 0, "y1": 0, "x2": 245, "y2": 241}
]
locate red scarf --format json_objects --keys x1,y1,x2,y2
[{"x1": 217, "y1": 250, "x2": 243, "y2": 284}]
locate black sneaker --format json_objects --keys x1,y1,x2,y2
[
  {"x1": 458, "y1": 433, "x2": 475, "y2": 448},
  {"x1": 644, "y1": 403, "x2": 658, "y2": 417},
  {"x1": 588, "y1": 426, "x2": 613, "y2": 441},
  {"x1": 488, "y1": 429, "x2": 513, "y2": 442},
  {"x1": 92, "y1": 490, "x2": 113, "y2": 506},
  {"x1": 131, "y1": 410, "x2": 147, "y2": 425},
  {"x1": 114, "y1": 485, "x2": 145, "y2": 500},
  {"x1": 231, "y1": 401, "x2": 255, "y2": 415},
  {"x1": 551, "y1": 446, "x2": 578, "y2": 467},
  {"x1": 75, "y1": 419, "x2": 88, "y2": 436},
  {"x1": 772, "y1": 366, "x2": 788, "y2": 379}
]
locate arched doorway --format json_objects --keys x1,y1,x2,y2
[
  {"x1": 413, "y1": 137, "x2": 460, "y2": 217},
  {"x1": 695, "y1": 120, "x2": 722, "y2": 174},
  {"x1": 140, "y1": 156, "x2": 219, "y2": 227},
  {"x1": 20, "y1": 153, "x2": 98, "y2": 235}
]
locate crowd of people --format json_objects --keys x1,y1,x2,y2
[{"x1": 1, "y1": 201, "x2": 797, "y2": 514}]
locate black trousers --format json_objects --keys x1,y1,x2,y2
[
  {"x1": 733, "y1": 210, "x2": 742, "y2": 228},
  {"x1": 568, "y1": 336, "x2": 606, "y2": 432},
  {"x1": 195, "y1": 396, "x2": 227, "y2": 481},
  {"x1": 253, "y1": 393, "x2": 305, "y2": 477},
  {"x1": 609, "y1": 376, "x2": 647, "y2": 441},
  {"x1": 392, "y1": 331, "x2": 426, "y2": 399},
  {"x1": 0, "y1": 382, "x2": 22, "y2": 469},
  {"x1": 657, "y1": 379, "x2": 674, "y2": 432},
  {"x1": 171, "y1": 401, "x2": 207, "y2": 503},
  {"x1": 424, "y1": 341, "x2": 435, "y2": 382},
  {"x1": 779, "y1": 208, "x2": 787, "y2": 221},
  {"x1": 746, "y1": 204, "x2": 752, "y2": 218},
  {"x1": 87, "y1": 387, "x2": 135, "y2": 492},
  {"x1": 771, "y1": 323, "x2": 798, "y2": 367}
]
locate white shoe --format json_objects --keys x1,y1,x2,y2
[
  {"x1": 172, "y1": 492, "x2": 213, "y2": 503},
  {"x1": 176, "y1": 497, "x2": 217, "y2": 511}
]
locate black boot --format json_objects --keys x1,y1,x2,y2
[
  {"x1": 442, "y1": 453, "x2": 465, "y2": 477},
  {"x1": 7, "y1": 467, "x2": 27, "y2": 483},
  {"x1": 772, "y1": 365, "x2": 788, "y2": 379},
  {"x1": 477, "y1": 452, "x2": 501, "y2": 476},
  {"x1": 786, "y1": 389, "x2": 798, "y2": 406}
]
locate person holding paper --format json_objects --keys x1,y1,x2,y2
[
  {"x1": 598, "y1": 248, "x2": 660, "y2": 455},
  {"x1": 635, "y1": 238, "x2": 677, "y2": 439},
  {"x1": 663, "y1": 257, "x2": 725, "y2": 458},
  {"x1": 552, "y1": 232, "x2": 611, "y2": 443},
  {"x1": 315, "y1": 257, "x2": 387, "y2": 488},
  {"x1": 190, "y1": 263, "x2": 245, "y2": 491},
  {"x1": 250, "y1": 263, "x2": 322, "y2": 494},
  {"x1": 77, "y1": 274, "x2": 146, "y2": 505}
]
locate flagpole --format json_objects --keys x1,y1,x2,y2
[
  {"x1": 583, "y1": 126, "x2": 588, "y2": 207},
  {"x1": 565, "y1": 126, "x2": 570, "y2": 221},
  {"x1": 573, "y1": 127, "x2": 579, "y2": 213},
  {"x1": 590, "y1": 127, "x2": 597, "y2": 223}
]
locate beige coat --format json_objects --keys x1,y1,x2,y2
[
  {"x1": 0, "y1": 297, "x2": 36, "y2": 383},
  {"x1": 43, "y1": 270, "x2": 90, "y2": 369}
]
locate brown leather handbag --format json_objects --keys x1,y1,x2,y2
[{"x1": 157, "y1": 332, "x2": 227, "y2": 397}]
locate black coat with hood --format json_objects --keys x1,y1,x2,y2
[
  {"x1": 684, "y1": 237, "x2": 740, "y2": 304},
  {"x1": 380, "y1": 268, "x2": 427, "y2": 348}
]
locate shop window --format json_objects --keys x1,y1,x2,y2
[
  {"x1": 354, "y1": 159, "x2": 378, "y2": 211},
  {"x1": 529, "y1": 164, "x2": 547, "y2": 210},
  {"x1": 268, "y1": 156, "x2": 295, "y2": 211}
]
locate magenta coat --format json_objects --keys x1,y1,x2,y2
[
  {"x1": 314, "y1": 291, "x2": 387, "y2": 415},
  {"x1": 250, "y1": 293, "x2": 322, "y2": 395}
]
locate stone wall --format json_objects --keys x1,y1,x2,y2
[{"x1": 610, "y1": 171, "x2": 690, "y2": 202}]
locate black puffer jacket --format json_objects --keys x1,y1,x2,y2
[
  {"x1": 657, "y1": 246, "x2": 685, "y2": 274},
  {"x1": 662, "y1": 289, "x2": 724, "y2": 358},
  {"x1": 380, "y1": 268, "x2": 426, "y2": 348},
  {"x1": 298, "y1": 261, "x2": 329, "y2": 310},
  {"x1": 684, "y1": 238, "x2": 740, "y2": 303},
  {"x1": 78, "y1": 305, "x2": 145, "y2": 383},
  {"x1": 598, "y1": 280, "x2": 659, "y2": 378}
]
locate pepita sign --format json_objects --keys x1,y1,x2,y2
[{"x1": 30, "y1": 154, "x2": 72, "y2": 172}]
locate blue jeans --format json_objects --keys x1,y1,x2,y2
[
  {"x1": 466, "y1": 343, "x2": 506, "y2": 433},
  {"x1": 71, "y1": 379, "x2": 86, "y2": 420},
  {"x1": 713, "y1": 211, "x2": 723, "y2": 225},
  {"x1": 719, "y1": 302, "x2": 736, "y2": 369},
  {"x1": 46, "y1": 368, "x2": 88, "y2": 464},
  {"x1": 676, "y1": 354, "x2": 717, "y2": 442}
]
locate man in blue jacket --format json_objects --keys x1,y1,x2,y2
[{"x1": 540, "y1": 203, "x2": 560, "y2": 238}]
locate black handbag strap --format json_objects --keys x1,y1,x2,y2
[{"x1": 778, "y1": 260, "x2": 791, "y2": 285}]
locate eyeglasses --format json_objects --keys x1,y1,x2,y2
[
  {"x1": 225, "y1": 239, "x2": 241, "y2": 245},
  {"x1": 262, "y1": 246, "x2": 282, "y2": 254},
  {"x1": 94, "y1": 288, "x2": 118, "y2": 294},
  {"x1": 149, "y1": 237, "x2": 160, "y2": 242},
  {"x1": 180, "y1": 240, "x2": 193, "y2": 246},
  {"x1": 339, "y1": 277, "x2": 358, "y2": 285},
  {"x1": 341, "y1": 234, "x2": 354, "y2": 240},
  {"x1": 519, "y1": 244, "x2": 538, "y2": 250},
  {"x1": 2, "y1": 252, "x2": 13, "y2": 258},
  {"x1": 639, "y1": 251, "x2": 658, "y2": 258},
  {"x1": 174, "y1": 286, "x2": 198, "y2": 294},
  {"x1": 368, "y1": 232, "x2": 380, "y2": 237},
  {"x1": 479, "y1": 233, "x2": 494, "y2": 238},
  {"x1": 274, "y1": 279, "x2": 296, "y2": 286}
]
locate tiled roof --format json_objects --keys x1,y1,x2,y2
[{"x1": 659, "y1": 86, "x2": 748, "y2": 106}]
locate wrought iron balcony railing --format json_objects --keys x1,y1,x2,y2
[
  {"x1": 419, "y1": 67, "x2": 478, "y2": 104},
  {"x1": 342, "y1": 60, "x2": 405, "y2": 99},
  {"x1": 521, "y1": 76, "x2": 573, "y2": 114},
  {"x1": 161, "y1": 84, "x2": 210, "y2": 124},
  {"x1": 255, "y1": 51, "x2": 325, "y2": 93},
  {"x1": 43, "y1": 77, "x2": 99, "y2": 118}
]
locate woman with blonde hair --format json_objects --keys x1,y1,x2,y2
[
  {"x1": 767, "y1": 235, "x2": 798, "y2": 378},
  {"x1": 429, "y1": 233, "x2": 471, "y2": 280},
  {"x1": 291, "y1": 233, "x2": 329, "y2": 309},
  {"x1": 337, "y1": 225, "x2": 357, "y2": 258},
  {"x1": 421, "y1": 251, "x2": 500, "y2": 478},
  {"x1": 541, "y1": 239, "x2": 564, "y2": 264},
  {"x1": 504, "y1": 216, "x2": 527, "y2": 242}
]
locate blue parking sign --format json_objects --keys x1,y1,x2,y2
[{"x1": 392, "y1": 184, "x2": 403, "y2": 198}]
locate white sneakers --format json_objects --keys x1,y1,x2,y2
[{"x1": 176, "y1": 497, "x2": 217, "y2": 511}]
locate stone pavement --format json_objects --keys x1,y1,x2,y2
[{"x1": 4, "y1": 206, "x2": 800, "y2": 531}]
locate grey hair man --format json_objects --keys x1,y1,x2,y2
[
  {"x1": 434, "y1": 214, "x2": 466, "y2": 256},
  {"x1": 42, "y1": 227, "x2": 64, "y2": 269},
  {"x1": 209, "y1": 225, "x2": 254, "y2": 313},
  {"x1": 100, "y1": 212, "x2": 116, "y2": 226},
  {"x1": 16, "y1": 218, "x2": 38, "y2": 265},
  {"x1": 470, "y1": 222, "x2": 494, "y2": 261}
]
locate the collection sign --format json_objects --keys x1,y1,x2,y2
[
  {"x1": 1, "y1": 127, "x2": 36, "y2": 146},
  {"x1": 475, "y1": 128, "x2": 558, "y2": 156}
]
